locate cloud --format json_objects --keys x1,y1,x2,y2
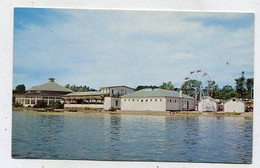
[{"x1": 13, "y1": 9, "x2": 254, "y2": 89}]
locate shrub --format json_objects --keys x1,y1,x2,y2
[
  {"x1": 49, "y1": 101, "x2": 64, "y2": 109},
  {"x1": 109, "y1": 107, "x2": 117, "y2": 111},
  {"x1": 13, "y1": 102, "x2": 23, "y2": 107},
  {"x1": 33, "y1": 100, "x2": 47, "y2": 108}
]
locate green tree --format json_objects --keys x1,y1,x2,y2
[
  {"x1": 136, "y1": 85, "x2": 158, "y2": 91},
  {"x1": 14, "y1": 84, "x2": 26, "y2": 94},
  {"x1": 246, "y1": 78, "x2": 254, "y2": 99},
  {"x1": 204, "y1": 80, "x2": 220, "y2": 99},
  {"x1": 65, "y1": 84, "x2": 70, "y2": 89},
  {"x1": 69, "y1": 84, "x2": 77, "y2": 92},
  {"x1": 181, "y1": 79, "x2": 201, "y2": 95},
  {"x1": 219, "y1": 85, "x2": 237, "y2": 100},
  {"x1": 160, "y1": 81, "x2": 174, "y2": 90},
  {"x1": 235, "y1": 73, "x2": 247, "y2": 98}
]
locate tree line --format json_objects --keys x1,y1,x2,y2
[
  {"x1": 136, "y1": 74, "x2": 253, "y2": 100},
  {"x1": 13, "y1": 73, "x2": 254, "y2": 101},
  {"x1": 64, "y1": 84, "x2": 96, "y2": 92}
]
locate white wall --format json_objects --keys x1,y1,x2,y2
[
  {"x1": 165, "y1": 98, "x2": 180, "y2": 111},
  {"x1": 198, "y1": 99, "x2": 218, "y2": 112},
  {"x1": 104, "y1": 97, "x2": 121, "y2": 110},
  {"x1": 224, "y1": 100, "x2": 245, "y2": 113},
  {"x1": 178, "y1": 99, "x2": 195, "y2": 111},
  {"x1": 101, "y1": 86, "x2": 134, "y2": 96},
  {"x1": 121, "y1": 97, "x2": 166, "y2": 111},
  {"x1": 64, "y1": 104, "x2": 104, "y2": 109}
]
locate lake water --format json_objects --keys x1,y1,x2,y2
[{"x1": 12, "y1": 111, "x2": 252, "y2": 163}]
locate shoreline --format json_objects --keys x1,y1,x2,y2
[{"x1": 12, "y1": 107, "x2": 253, "y2": 118}]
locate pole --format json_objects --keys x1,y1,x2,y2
[{"x1": 180, "y1": 91, "x2": 182, "y2": 111}]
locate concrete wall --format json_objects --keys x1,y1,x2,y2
[
  {"x1": 121, "y1": 97, "x2": 166, "y2": 111},
  {"x1": 186, "y1": 99, "x2": 195, "y2": 110},
  {"x1": 104, "y1": 97, "x2": 121, "y2": 110},
  {"x1": 177, "y1": 98, "x2": 195, "y2": 111},
  {"x1": 198, "y1": 99, "x2": 218, "y2": 112},
  {"x1": 165, "y1": 98, "x2": 180, "y2": 111},
  {"x1": 64, "y1": 104, "x2": 104, "y2": 109},
  {"x1": 224, "y1": 100, "x2": 245, "y2": 113}
]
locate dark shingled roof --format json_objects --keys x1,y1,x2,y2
[{"x1": 121, "y1": 88, "x2": 194, "y2": 99}]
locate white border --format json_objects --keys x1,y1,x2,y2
[{"x1": 0, "y1": 0, "x2": 259, "y2": 168}]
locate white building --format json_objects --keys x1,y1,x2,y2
[
  {"x1": 100, "y1": 86, "x2": 135, "y2": 97},
  {"x1": 15, "y1": 78, "x2": 73, "y2": 107},
  {"x1": 121, "y1": 88, "x2": 195, "y2": 112},
  {"x1": 224, "y1": 98, "x2": 246, "y2": 113},
  {"x1": 63, "y1": 85, "x2": 135, "y2": 110},
  {"x1": 198, "y1": 96, "x2": 219, "y2": 112}
]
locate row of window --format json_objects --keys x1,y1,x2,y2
[
  {"x1": 168, "y1": 99, "x2": 188, "y2": 103},
  {"x1": 123, "y1": 98, "x2": 190, "y2": 103},
  {"x1": 101, "y1": 88, "x2": 129, "y2": 95},
  {"x1": 124, "y1": 98, "x2": 163, "y2": 102},
  {"x1": 16, "y1": 96, "x2": 58, "y2": 99},
  {"x1": 16, "y1": 99, "x2": 61, "y2": 104}
]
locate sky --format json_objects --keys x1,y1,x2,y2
[{"x1": 13, "y1": 8, "x2": 254, "y2": 90}]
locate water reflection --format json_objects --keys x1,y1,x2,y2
[{"x1": 12, "y1": 111, "x2": 252, "y2": 163}]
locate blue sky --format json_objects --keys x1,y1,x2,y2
[{"x1": 13, "y1": 8, "x2": 254, "y2": 90}]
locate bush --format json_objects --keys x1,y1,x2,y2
[
  {"x1": 33, "y1": 100, "x2": 47, "y2": 108},
  {"x1": 49, "y1": 101, "x2": 64, "y2": 109},
  {"x1": 13, "y1": 102, "x2": 23, "y2": 107},
  {"x1": 109, "y1": 107, "x2": 117, "y2": 111}
]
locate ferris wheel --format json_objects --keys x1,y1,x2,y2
[{"x1": 183, "y1": 70, "x2": 214, "y2": 102}]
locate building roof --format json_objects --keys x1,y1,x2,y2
[
  {"x1": 100, "y1": 85, "x2": 135, "y2": 90},
  {"x1": 224, "y1": 98, "x2": 245, "y2": 104},
  {"x1": 63, "y1": 91, "x2": 104, "y2": 97},
  {"x1": 199, "y1": 96, "x2": 218, "y2": 103},
  {"x1": 121, "y1": 88, "x2": 194, "y2": 99},
  {"x1": 28, "y1": 78, "x2": 73, "y2": 93},
  {"x1": 16, "y1": 92, "x2": 68, "y2": 97}
]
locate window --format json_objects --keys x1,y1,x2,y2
[
  {"x1": 160, "y1": 99, "x2": 162, "y2": 102},
  {"x1": 124, "y1": 99, "x2": 126, "y2": 102},
  {"x1": 170, "y1": 99, "x2": 172, "y2": 102},
  {"x1": 25, "y1": 99, "x2": 29, "y2": 104},
  {"x1": 150, "y1": 99, "x2": 152, "y2": 102},
  {"x1": 128, "y1": 99, "x2": 130, "y2": 101},
  {"x1": 133, "y1": 99, "x2": 135, "y2": 102},
  {"x1": 146, "y1": 99, "x2": 148, "y2": 102},
  {"x1": 141, "y1": 99, "x2": 143, "y2": 102},
  {"x1": 175, "y1": 100, "x2": 177, "y2": 103},
  {"x1": 155, "y1": 99, "x2": 157, "y2": 102},
  {"x1": 137, "y1": 99, "x2": 139, "y2": 102}
]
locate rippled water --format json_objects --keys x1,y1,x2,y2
[{"x1": 12, "y1": 111, "x2": 252, "y2": 163}]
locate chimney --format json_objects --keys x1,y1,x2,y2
[
  {"x1": 180, "y1": 90, "x2": 182, "y2": 98},
  {"x1": 49, "y1": 78, "x2": 55, "y2": 82}
]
